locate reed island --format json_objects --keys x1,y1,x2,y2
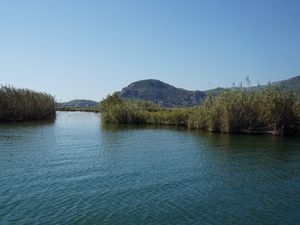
[{"x1": 0, "y1": 85, "x2": 56, "y2": 122}]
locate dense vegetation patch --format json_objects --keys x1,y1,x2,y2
[
  {"x1": 100, "y1": 87, "x2": 300, "y2": 136},
  {"x1": 0, "y1": 85, "x2": 56, "y2": 122},
  {"x1": 56, "y1": 106, "x2": 99, "y2": 112},
  {"x1": 100, "y1": 94, "x2": 190, "y2": 126},
  {"x1": 188, "y1": 87, "x2": 299, "y2": 136}
]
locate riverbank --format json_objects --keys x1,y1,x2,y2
[
  {"x1": 100, "y1": 87, "x2": 300, "y2": 136},
  {"x1": 56, "y1": 107, "x2": 99, "y2": 112}
]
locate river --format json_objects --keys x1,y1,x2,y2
[{"x1": 0, "y1": 112, "x2": 299, "y2": 224}]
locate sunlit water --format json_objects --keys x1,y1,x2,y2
[{"x1": 0, "y1": 112, "x2": 299, "y2": 224}]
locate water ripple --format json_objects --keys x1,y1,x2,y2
[{"x1": 0, "y1": 112, "x2": 299, "y2": 225}]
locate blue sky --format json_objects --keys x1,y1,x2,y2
[{"x1": 0, "y1": 0, "x2": 299, "y2": 102}]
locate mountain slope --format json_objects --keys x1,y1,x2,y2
[
  {"x1": 117, "y1": 76, "x2": 300, "y2": 108},
  {"x1": 118, "y1": 79, "x2": 205, "y2": 107},
  {"x1": 272, "y1": 75, "x2": 300, "y2": 95},
  {"x1": 204, "y1": 75, "x2": 300, "y2": 96},
  {"x1": 57, "y1": 99, "x2": 99, "y2": 108},
  {"x1": 204, "y1": 87, "x2": 226, "y2": 96}
]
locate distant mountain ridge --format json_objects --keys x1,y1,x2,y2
[
  {"x1": 272, "y1": 75, "x2": 300, "y2": 95},
  {"x1": 56, "y1": 99, "x2": 99, "y2": 108},
  {"x1": 56, "y1": 75, "x2": 300, "y2": 109},
  {"x1": 117, "y1": 76, "x2": 300, "y2": 107},
  {"x1": 202, "y1": 75, "x2": 300, "y2": 96},
  {"x1": 117, "y1": 79, "x2": 206, "y2": 107}
]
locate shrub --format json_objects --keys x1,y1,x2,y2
[{"x1": 0, "y1": 85, "x2": 56, "y2": 122}]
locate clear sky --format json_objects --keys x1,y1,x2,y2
[{"x1": 0, "y1": 0, "x2": 299, "y2": 102}]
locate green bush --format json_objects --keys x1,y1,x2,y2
[{"x1": 0, "y1": 85, "x2": 56, "y2": 122}]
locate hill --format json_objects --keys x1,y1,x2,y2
[
  {"x1": 55, "y1": 75, "x2": 299, "y2": 110},
  {"x1": 272, "y1": 75, "x2": 300, "y2": 95},
  {"x1": 117, "y1": 79, "x2": 206, "y2": 107},
  {"x1": 204, "y1": 87, "x2": 226, "y2": 96},
  {"x1": 204, "y1": 75, "x2": 300, "y2": 96},
  {"x1": 57, "y1": 99, "x2": 99, "y2": 108}
]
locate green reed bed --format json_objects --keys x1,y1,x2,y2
[
  {"x1": 100, "y1": 87, "x2": 300, "y2": 136},
  {"x1": 188, "y1": 87, "x2": 298, "y2": 136},
  {"x1": 0, "y1": 85, "x2": 56, "y2": 122},
  {"x1": 99, "y1": 94, "x2": 190, "y2": 126}
]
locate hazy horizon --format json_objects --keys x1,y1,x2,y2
[{"x1": 1, "y1": 0, "x2": 299, "y2": 102}]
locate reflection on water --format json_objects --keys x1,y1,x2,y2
[{"x1": 0, "y1": 112, "x2": 299, "y2": 225}]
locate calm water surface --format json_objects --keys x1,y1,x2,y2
[{"x1": 0, "y1": 112, "x2": 299, "y2": 225}]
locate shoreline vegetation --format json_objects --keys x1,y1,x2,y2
[
  {"x1": 1, "y1": 84, "x2": 299, "y2": 136},
  {"x1": 99, "y1": 87, "x2": 300, "y2": 136},
  {"x1": 0, "y1": 85, "x2": 56, "y2": 122},
  {"x1": 56, "y1": 107, "x2": 99, "y2": 112}
]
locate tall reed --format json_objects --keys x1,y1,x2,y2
[
  {"x1": 100, "y1": 87, "x2": 299, "y2": 136},
  {"x1": 99, "y1": 94, "x2": 189, "y2": 125},
  {"x1": 188, "y1": 87, "x2": 297, "y2": 136},
  {"x1": 0, "y1": 85, "x2": 56, "y2": 122}
]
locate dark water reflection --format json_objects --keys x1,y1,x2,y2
[{"x1": 0, "y1": 112, "x2": 299, "y2": 224}]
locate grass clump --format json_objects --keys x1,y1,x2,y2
[
  {"x1": 188, "y1": 87, "x2": 298, "y2": 136},
  {"x1": 0, "y1": 85, "x2": 56, "y2": 122}
]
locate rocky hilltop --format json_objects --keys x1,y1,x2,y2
[{"x1": 118, "y1": 79, "x2": 206, "y2": 107}]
